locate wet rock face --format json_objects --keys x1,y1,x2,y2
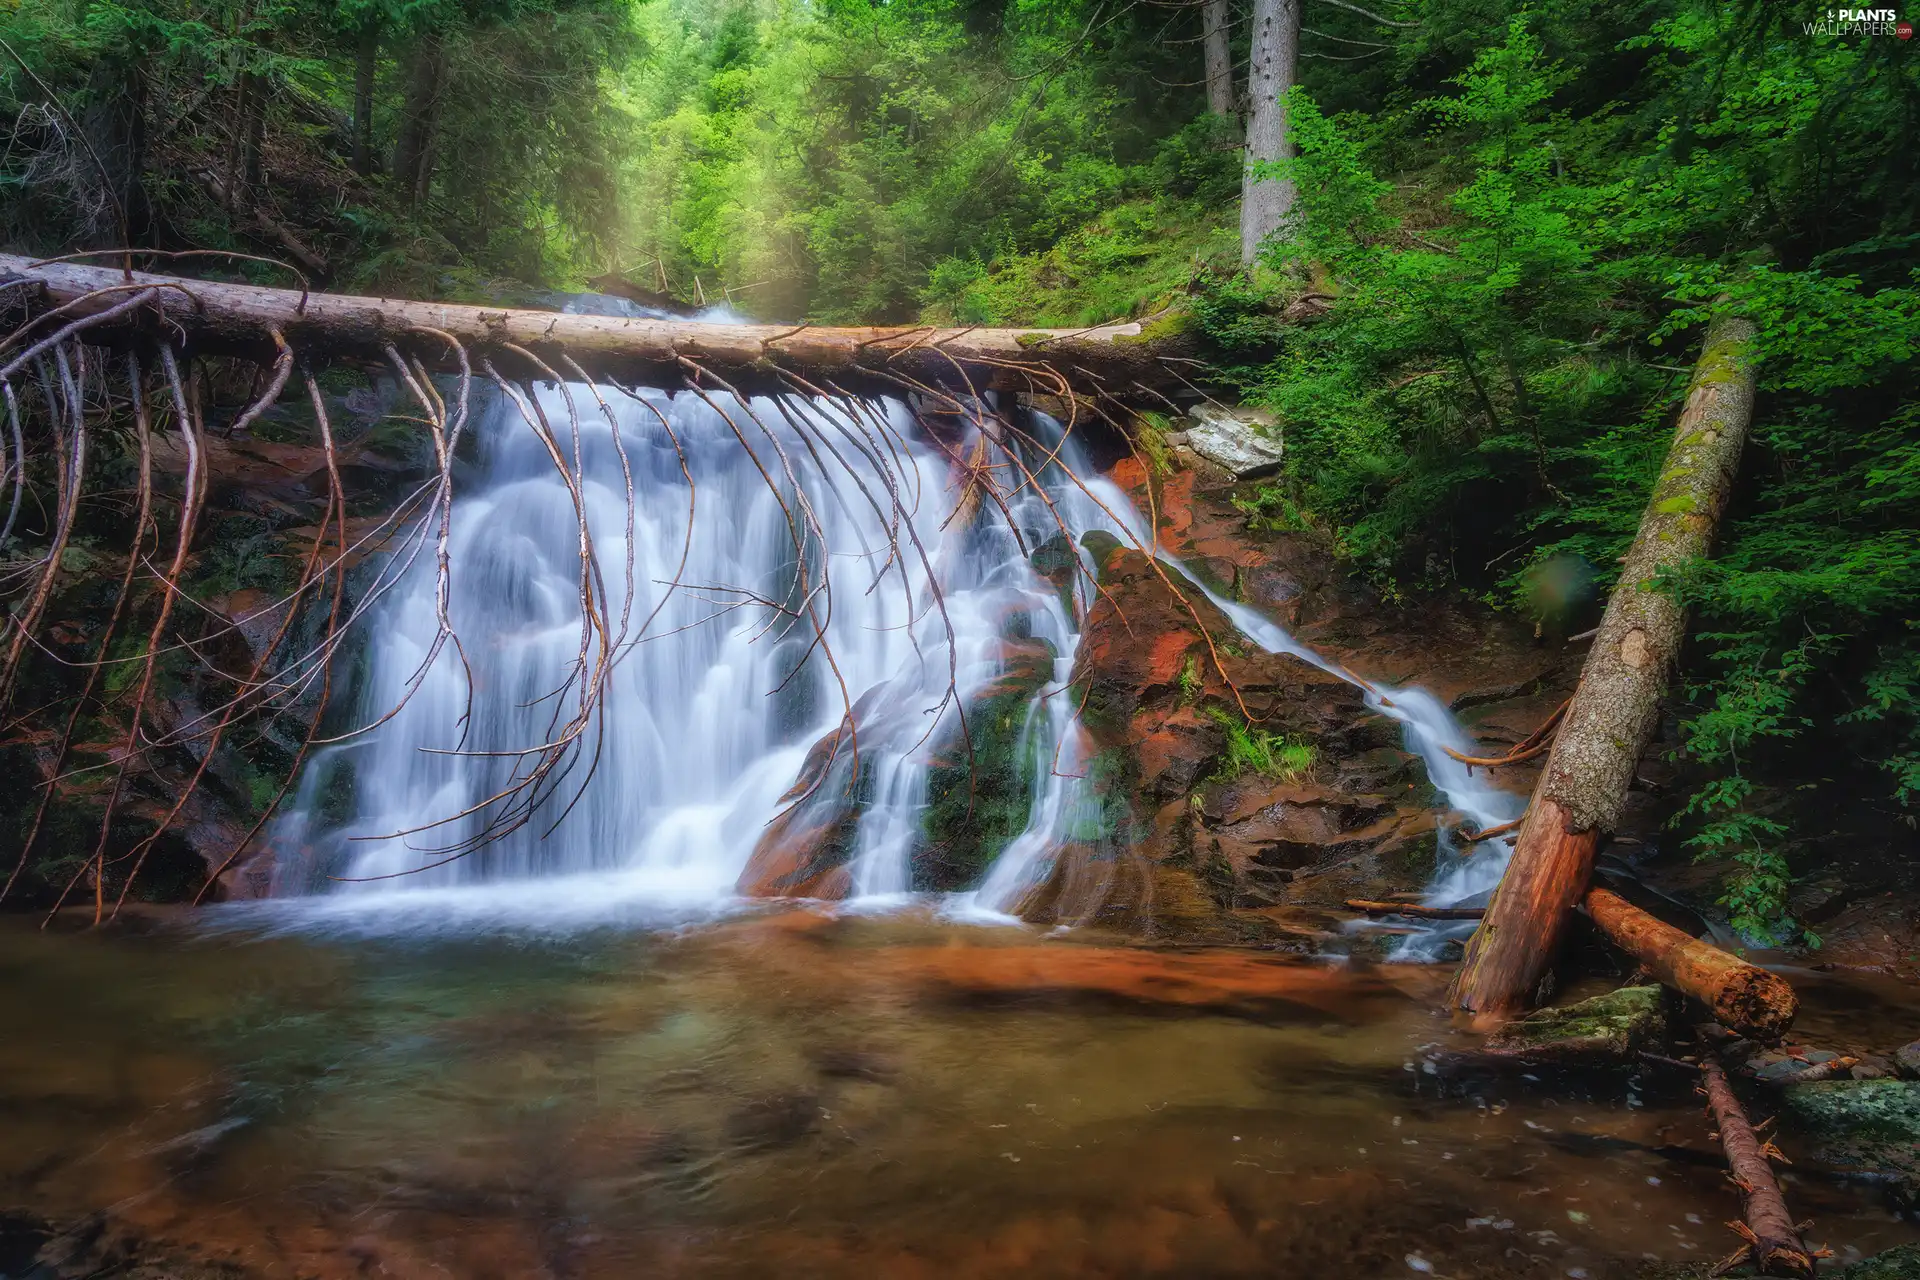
[
  {"x1": 916, "y1": 635, "x2": 1055, "y2": 892},
  {"x1": 1015, "y1": 540, "x2": 1437, "y2": 943},
  {"x1": 1014, "y1": 447, "x2": 1575, "y2": 942}
]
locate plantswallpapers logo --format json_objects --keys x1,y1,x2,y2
[{"x1": 1805, "y1": 7, "x2": 1913, "y2": 35}]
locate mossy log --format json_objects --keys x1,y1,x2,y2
[
  {"x1": 1451, "y1": 311, "x2": 1760, "y2": 1025},
  {"x1": 1583, "y1": 887, "x2": 1796, "y2": 1041},
  {"x1": 0, "y1": 254, "x2": 1195, "y2": 397}
]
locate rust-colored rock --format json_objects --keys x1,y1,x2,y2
[{"x1": 736, "y1": 714, "x2": 865, "y2": 899}]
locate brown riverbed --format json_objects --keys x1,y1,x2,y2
[{"x1": 2, "y1": 905, "x2": 1915, "y2": 1278}]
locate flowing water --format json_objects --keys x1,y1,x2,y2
[
  {"x1": 8, "y1": 377, "x2": 1914, "y2": 1275},
  {"x1": 264, "y1": 371, "x2": 1511, "y2": 937}
]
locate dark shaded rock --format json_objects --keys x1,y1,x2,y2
[
  {"x1": 915, "y1": 636, "x2": 1054, "y2": 891},
  {"x1": 1897, "y1": 1040, "x2": 1920, "y2": 1080},
  {"x1": 1484, "y1": 985, "x2": 1668, "y2": 1061}
]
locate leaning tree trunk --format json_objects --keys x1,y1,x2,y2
[
  {"x1": 1450, "y1": 311, "x2": 1760, "y2": 1023},
  {"x1": 1203, "y1": 0, "x2": 1236, "y2": 121},
  {"x1": 1239, "y1": 0, "x2": 1301, "y2": 265}
]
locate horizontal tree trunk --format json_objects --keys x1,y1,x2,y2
[
  {"x1": 0, "y1": 255, "x2": 1195, "y2": 397},
  {"x1": 1450, "y1": 311, "x2": 1759, "y2": 1024},
  {"x1": 1584, "y1": 887, "x2": 1796, "y2": 1041}
]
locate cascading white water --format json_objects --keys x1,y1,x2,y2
[
  {"x1": 267, "y1": 376, "x2": 1117, "y2": 928},
  {"x1": 267, "y1": 359, "x2": 1509, "y2": 948}
]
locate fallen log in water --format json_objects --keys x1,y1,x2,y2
[
  {"x1": 1345, "y1": 899, "x2": 1486, "y2": 920},
  {"x1": 1583, "y1": 887, "x2": 1796, "y2": 1041},
  {"x1": 0, "y1": 253, "x2": 1195, "y2": 398},
  {"x1": 1700, "y1": 1058, "x2": 1818, "y2": 1277}
]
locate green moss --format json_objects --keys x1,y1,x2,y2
[
  {"x1": 1176, "y1": 654, "x2": 1201, "y2": 706},
  {"x1": 1134, "y1": 410, "x2": 1174, "y2": 478},
  {"x1": 915, "y1": 656, "x2": 1052, "y2": 891},
  {"x1": 1486, "y1": 985, "x2": 1667, "y2": 1059},
  {"x1": 1079, "y1": 529, "x2": 1125, "y2": 575},
  {"x1": 1837, "y1": 1246, "x2": 1920, "y2": 1280}
]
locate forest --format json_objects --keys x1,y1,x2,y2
[{"x1": 4, "y1": 0, "x2": 1913, "y2": 940}]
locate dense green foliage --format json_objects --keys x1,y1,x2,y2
[
  {"x1": 3, "y1": 0, "x2": 1913, "y2": 935},
  {"x1": 1229, "y1": 7, "x2": 1918, "y2": 940},
  {"x1": 1, "y1": 0, "x2": 637, "y2": 290}
]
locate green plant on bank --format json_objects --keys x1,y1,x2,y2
[
  {"x1": 1175, "y1": 654, "x2": 1201, "y2": 706},
  {"x1": 1205, "y1": 707, "x2": 1315, "y2": 784},
  {"x1": 1232, "y1": 484, "x2": 1311, "y2": 535}
]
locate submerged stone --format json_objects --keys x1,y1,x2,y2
[
  {"x1": 1781, "y1": 1079, "x2": 1920, "y2": 1206},
  {"x1": 1484, "y1": 985, "x2": 1667, "y2": 1060}
]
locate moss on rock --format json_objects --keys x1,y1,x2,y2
[
  {"x1": 1837, "y1": 1245, "x2": 1920, "y2": 1280},
  {"x1": 1781, "y1": 1080, "x2": 1920, "y2": 1207},
  {"x1": 1485, "y1": 985, "x2": 1667, "y2": 1060},
  {"x1": 915, "y1": 644, "x2": 1054, "y2": 891}
]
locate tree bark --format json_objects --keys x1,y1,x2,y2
[
  {"x1": 0, "y1": 255, "x2": 1197, "y2": 398},
  {"x1": 238, "y1": 71, "x2": 267, "y2": 193},
  {"x1": 1450, "y1": 311, "x2": 1760, "y2": 1024},
  {"x1": 1583, "y1": 887, "x2": 1796, "y2": 1040},
  {"x1": 1700, "y1": 1058, "x2": 1816, "y2": 1276},
  {"x1": 391, "y1": 33, "x2": 446, "y2": 207},
  {"x1": 353, "y1": 23, "x2": 379, "y2": 176},
  {"x1": 1239, "y1": 0, "x2": 1301, "y2": 265},
  {"x1": 1203, "y1": 0, "x2": 1235, "y2": 120}
]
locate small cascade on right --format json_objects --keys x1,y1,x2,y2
[
  {"x1": 1188, "y1": 593, "x2": 1525, "y2": 959},
  {"x1": 1062, "y1": 481, "x2": 1529, "y2": 960}
]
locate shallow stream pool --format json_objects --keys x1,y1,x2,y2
[{"x1": 2, "y1": 907, "x2": 1915, "y2": 1278}]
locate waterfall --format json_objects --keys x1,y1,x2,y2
[
  {"x1": 267, "y1": 370, "x2": 1510, "y2": 948},
  {"x1": 268, "y1": 379, "x2": 1116, "y2": 928}
]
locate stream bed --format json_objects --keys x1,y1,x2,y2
[{"x1": 3, "y1": 907, "x2": 1916, "y2": 1278}]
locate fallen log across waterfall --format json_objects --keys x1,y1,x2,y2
[
  {"x1": 1449, "y1": 308, "x2": 1763, "y2": 1025},
  {"x1": 0, "y1": 253, "x2": 1198, "y2": 399}
]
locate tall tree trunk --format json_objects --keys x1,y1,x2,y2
[
  {"x1": 352, "y1": 23, "x2": 379, "y2": 176},
  {"x1": 391, "y1": 33, "x2": 446, "y2": 208},
  {"x1": 1450, "y1": 311, "x2": 1760, "y2": 1024},
  {"x1": 1203, "y1": 0, "x2": 1235, "y2": 120},
  {"x1": 81, "y1": 55, "x2": 150, "y2": 243},
  {"x1": 238, "y1": 71, "x2": 267, "y2": 193},
  {"x1": 1239, "y1": 0, "x2": 1301, "y2": 266}
]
